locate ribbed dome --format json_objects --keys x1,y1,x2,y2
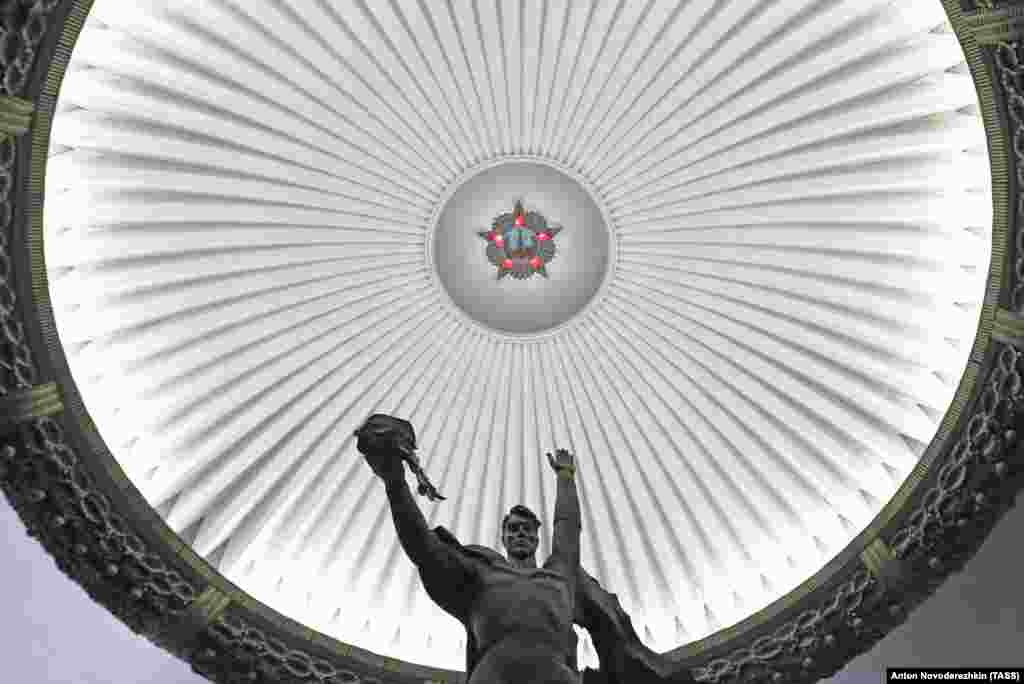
[{"x1": 44, "y1": 0, "x2": 990, "y2": 671}]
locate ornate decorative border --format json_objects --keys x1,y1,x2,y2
[{"x1": 0, "y1": 2, "x2": 1020, "y2": 683}]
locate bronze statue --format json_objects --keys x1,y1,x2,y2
[{"x1": 355, "y1": 414, "x2": 697, "y2": 684}]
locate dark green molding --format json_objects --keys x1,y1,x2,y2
[{"x1": 0, "y1": 1, "x2": 1021, "y2": 684}]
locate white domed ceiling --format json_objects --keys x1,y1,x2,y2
[{"x1": 44, "y1": 0, "x2": 990, "y2": 672}]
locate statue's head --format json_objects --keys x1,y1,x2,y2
[{"x1": 501, "y1": 504, "x2": 541, "y2": 561}]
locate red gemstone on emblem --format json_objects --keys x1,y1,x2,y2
[
  {"x1": 530, "y1": 257, "x2": 542, "y2": 269},
  {"x1": 514, "y1": 215, "x2": 525, "y2": 226},
  {"x1": 537, "y1": 232, "x2": 549, "y2": 241},
  {"x1": 503, "y1": 259, "x2": 513, "y2": 269}
]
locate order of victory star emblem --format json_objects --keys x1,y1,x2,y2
[{"x1": 478, "y1": 200, "x2": 562, "y2": 280}]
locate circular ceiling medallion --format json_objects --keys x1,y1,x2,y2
[{"x1": 430, "y1": 159, "x2": 613, "y2": 337}]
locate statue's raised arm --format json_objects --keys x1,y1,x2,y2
[
  {"x1": 354, "y1": 415, "x2": 478, "y2": 622},
  {"x1": 546, "y1": 448, "x2": 582, "y2": 576}
]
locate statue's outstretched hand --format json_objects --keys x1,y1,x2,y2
[
  {"x1": 354, "y1": 414, "x2": 445, "y2": 500},
  {"x1": 546, "y1": 448, "x2": 575, "y2": 476},
  {"x1": 354, "y1": 414, "x2": 414, "y2": 484}
]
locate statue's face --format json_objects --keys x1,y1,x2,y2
[{"x1": 501, "y1": 514, "x2": 539, "y2": 560}]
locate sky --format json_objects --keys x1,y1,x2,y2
[{"x1": 2, "y1": 490, "x2": 1021, "y2": 684}]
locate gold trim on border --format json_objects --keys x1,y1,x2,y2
[
  {"x1": 185, "y1": 586, "x2": 232, "y2": 629},
  {"x1": 860, "y1": 539, "x2": 896, "y2": 581},
  {"x1": 993, "y1": 307, "x2": 1024, "y2": 342},
  {"x1": 966, "y1": 5, "x2": 1024, "y2": 45},
  {"x1": 0, "y1": 382, "x2": 62, "y2": 427},
  {"x1": 0, "y1": 96, "x2": 33, "y2": 136},
  {"x1": 951, "y1": 0, "x2": 1002, "y2": 372}
]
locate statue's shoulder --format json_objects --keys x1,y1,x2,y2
[{"x1": 433, "y1": 526, "x2": 507, "y2": 566}]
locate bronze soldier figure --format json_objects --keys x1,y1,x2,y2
[{"x1": 355, "y1": 413, "x2": 697, "y2": 684}]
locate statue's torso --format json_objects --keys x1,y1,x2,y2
[
  {"x1": 466, "y1": 562, "x2": 579, "y2": 684},
  {"x1": 468, "y1": 562, "x2": 575, "y2": 657}
]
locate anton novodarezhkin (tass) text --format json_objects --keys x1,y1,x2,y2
[{"x1": 888, "y1": 669, "x2": 1022, "y2": 682}]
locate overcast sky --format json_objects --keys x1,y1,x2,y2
[{"x1": 2, "y1": 491, "x2": 1021, "y2": 684}]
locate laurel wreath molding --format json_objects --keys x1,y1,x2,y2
[{"x1": 0, "y1": 1, "x2": 1022, "y2": 683}]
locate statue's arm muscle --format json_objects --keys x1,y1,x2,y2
[
  {"x1": 384, "y1": 477, "x2": 474, "y2": 584},
  {"x1": 549, "y1": 470, "x2": 581, "y2": 571}
]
